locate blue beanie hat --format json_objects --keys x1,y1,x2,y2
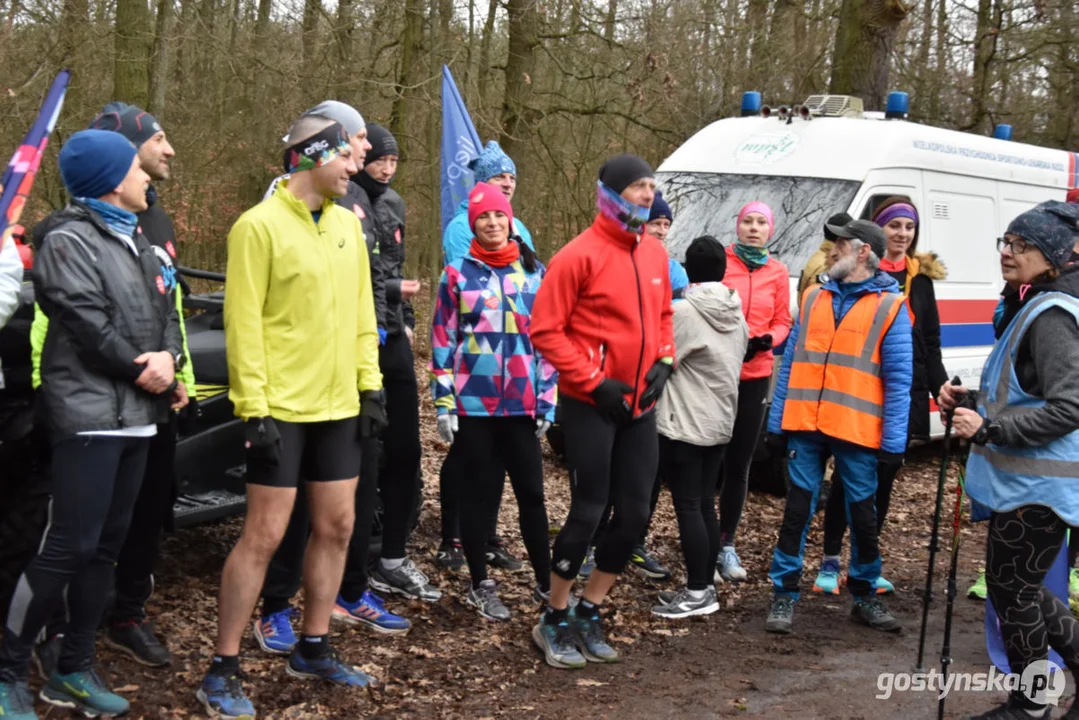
[
  {"x1": 1007, "y1": 200, "x2": 1079, "y2": 268},
  {"x1": 649, "y1": 191, "x2": 672, "y2": 223},
  {"x1": 59, "y1": 130, "x2": 138, "y2": 200},
  {"x1": 469, "y1": 140, "x2": 516, "y2": 183}
]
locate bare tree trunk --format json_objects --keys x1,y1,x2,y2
[
  {"x1": 390, "y1": 0, "x2": 424, "y2": 158},
  {"x1": 604, "y1": 0, "x2": 617, "y2": 43},
  {"x1": 477, "y1": 0, "x2": 498, "y2": 102},
  {"x1": 301, "y1": 0, "x2": 321, "y2": 82},
  {"x1": 255, "y1": 0, "x2": 271, "y2": 37},
  {"x1": 114, "y1": 0, "x2": 151, "y2": 105},
  {"x1": 500, "y1": 0, "x2": 539, "y2": 155},
  {"x1": 912, "y1": 0, "x2": 932, "y2": 115},
  {"x1": 336, "y1": 0, "x2": 354, "y2": 86},
  {"x1": 148, "y1": 0, "x2": 174, "y2": 118},
  {"x1": 966, "y1": 0, "x2": 1001, "y2": 132},
  {"x1": 829, "y1": 0, "x2": 913, "y2": 110},
  {"x1": 928, "y1": 0, "x2": 946, "y2": 121}
]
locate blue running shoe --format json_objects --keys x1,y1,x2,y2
[
  {"x1": 286, "y1": 648, "x2": 372, "y2": 687},
  {"x1": 197, "y1": 670, "x2": 256, "y2": 719},
  {"x1": 873, "y1": 575, "x2": 895, "y2": 595},
  {"x1": 40, "y1": 669, "x2": 130, "y2": 717},
  {"x1": 253, "y1": 607, "x2": 297, "y2": 655},
  {"x1": 532, "y1": 620, "x2": 586, "y2": 669},
  {"x1": 333, "y1": 591, "x2": 411, "y2": 635},
  {"x1": 812, "y1": 558, "x2": 842, "y2": 595},
  {"x1": 0, "y1": 680, "x2": 37, "y2": 720}
]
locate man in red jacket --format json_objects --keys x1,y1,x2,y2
[{"x1": 530, "y1": 154, "x2": 675, "y2": 669}]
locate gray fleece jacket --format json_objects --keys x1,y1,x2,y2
[{"x1": 656, "y1": 282, "x2": 749, "y2": 447}]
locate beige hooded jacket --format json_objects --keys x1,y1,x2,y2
[{"x1": 656, "y1": 282, "x2": 749, "y2": 446}]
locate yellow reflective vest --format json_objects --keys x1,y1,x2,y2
[{"x1": 224, "y1": 182, "x2": 382, "y2": 422}]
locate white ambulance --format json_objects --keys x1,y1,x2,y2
[{"x1": 657, "y1": 94, "x2": 1079, "y2": 439}]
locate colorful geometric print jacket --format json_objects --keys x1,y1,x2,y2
[{"x1": 429, "y1": 253, "x2": 557, "y2": 421}]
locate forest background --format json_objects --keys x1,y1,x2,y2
[{"x1": 1, "y1": 0, "x2": 1075, "y2": 278}]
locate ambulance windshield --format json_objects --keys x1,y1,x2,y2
[{"x1": 656, "y1": 173, "x2": 861, "y2": 277}]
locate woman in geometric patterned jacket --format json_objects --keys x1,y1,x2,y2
[{"x1": 429, "y1": 182, "x2": 558, "y2": 623}]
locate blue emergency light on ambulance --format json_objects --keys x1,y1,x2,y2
[{"x1": 654, "y1": 90, "x2": 1079, "y2": 439}]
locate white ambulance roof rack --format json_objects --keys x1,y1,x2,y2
[{"x1": 802, "y1": 95, "x2": 864, "y2": 118}]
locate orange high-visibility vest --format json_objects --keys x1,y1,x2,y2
[{"x1": 781, "y1": 284, "x2": 906, "y2": 449}]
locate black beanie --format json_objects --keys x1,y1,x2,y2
[
  {"x1": 364, "y1": 123, "x2": 399, "y2": 166},
  {"x1": 824, "y1": 212, "x2": 853, "y2": 242},
  {"x1": 598, "y1": 154, "x2": 654, "y2": 195},
  {"x1": 684, "y1": 235, "x2": 727, "y2": 283},
  {"x1": 89, "y1": 102, "x2": 163, "y2": 149}
]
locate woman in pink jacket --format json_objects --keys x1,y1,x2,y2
[{"x1": 716, "y1": 201, "x2": 791, "y2": 581}]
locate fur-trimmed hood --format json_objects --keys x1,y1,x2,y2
[{"x1": 910, "y1": 251, "x2": 947, "y2": 281}]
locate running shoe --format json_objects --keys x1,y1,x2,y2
[
  {"x1": 968, "y1": 569, "x2": 987, "y2": 600},
  {"x1": 812, "y1": 558, "x2": 842, "y2": 595},
  {"x1": 486, "y1": 539, "x2": 524, "y2": 572},
  {"x1": 569, "y1": 607, "x2": 619, "y2": 663},
  {"x1": 468, "y1": 579, "x2": 511, "y2": 621},
  {"x1": 435, "y1": 540, "x2": 465, "y2": 573},
  {"x1": 651, "y1": 587, "x2": 719, "y2": 619},
  {"x1": 370, "y1": 559, "x2": 443, "y2": 602},
  {"x1": 105, "y1": 619, "x2": 171, "y2": 667},
  {"x1": 850, "y1": 596, "x2": 902, "y2": 633},
  {"x1": 717, "y1": 546, "x2": 747, "y2": 582},
  {"x1": 765, "y1": 595, "x2": 796, "y2": 634},
  {"x1": 333, "y1": 591, "x2": 411, "y2": 635},
  {"x1": 40, "y1": 669, "x2": 130, "y2": 717},
  {"x1": 286, "y1": 648, "x2": 372, "y2": 687},
  {"x1": 578, "y1": 547, "x2": 596, "y2": 580},
  {"x1": 532, "y1": 620, "x2": 587, "y2": 669},
  {"x1": 873, "y1": 576, "x2": 895, "y2": 595},
  {"x1": 630, "y1": 545, "x2": 671, "y2": 581},
  {"x1": 253, "y1": 607, "x2": 297, "y2": 655},
  {"x1": 0, "y1": 681, "x2": 37, "y2": 720},
  {"x1": 33, "y1": 633, "x2": 62, "y2": 680},
  {"x1": 197, "y1": 669, "x2": 255, "y2": 719}
]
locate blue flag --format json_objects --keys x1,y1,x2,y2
[{"x1": 440, "y1": 65, "x2": 482, "y2": 234}]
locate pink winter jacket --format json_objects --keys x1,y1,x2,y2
[{"x1": 722, "y1": 245, "x2": 792, "y2": 381}]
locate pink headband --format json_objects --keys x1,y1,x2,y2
[{"x1": 737, "y1": 201, "x2": 775, "y2": 237}]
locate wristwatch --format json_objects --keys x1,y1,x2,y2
[{"x1": 173, "y1": 352, "x2": 186, "y2": 372}]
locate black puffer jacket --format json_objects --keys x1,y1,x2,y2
[
  {"x1": 884, "y1": 252, "x2": 948, "y2": 442},
  {"x1": 356, "y1": 171, "x2": 414, "y2": 336},
  {"x1": 337, "y1": 179, "x2": 388, "y2": 332},
  {"x1": 31, "y1": 201, "x2": 182, "y2": 435}
]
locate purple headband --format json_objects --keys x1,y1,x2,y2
[{"x1": 874, "y1": 203, "x2": 919, "y2": 229}]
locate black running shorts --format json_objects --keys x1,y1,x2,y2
[{"x1": 246, "y1": 417, "x2": 362, "y2": 487}]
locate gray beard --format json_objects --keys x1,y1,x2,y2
[{"x1": 827, "y1": 254, "x2": 857, "y2": 281}]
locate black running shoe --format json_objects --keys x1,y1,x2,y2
[
  {"x1": 486, "y1": 539, "x2": 524, "y2": 572},
  {"x1": 630, "y1": 545, "x2": 671, "y2": 581},
  {"x1": 105, "y1": 620, "x2": 172, "y2": 667},
  {"x1": 435, "y1": 540, "x2": 466, "y2": 573}
]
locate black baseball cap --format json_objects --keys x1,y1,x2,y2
[{"x1": 825, "y1": 219, "x2": 887, "y2": 259}]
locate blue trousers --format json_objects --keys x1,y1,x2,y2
[{"x1": 768, "y1": 433, "x2": 882, "y2": 598}]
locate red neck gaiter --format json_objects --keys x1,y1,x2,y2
[{"x1": 469, "y1": 237, "x2": 520, "y2": 268}]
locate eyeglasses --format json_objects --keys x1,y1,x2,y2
[{"x1": 996, "y1": 236, "x2": 1032, "y2": 255}]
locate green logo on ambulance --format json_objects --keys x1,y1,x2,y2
[{"x1": 734, "y1": 131, "x2": 800, "y2": 164}]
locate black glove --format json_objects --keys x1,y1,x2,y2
[
  {"x1": 638, "y1": 361, "x2": 673, "y2": 410},
  {"x1": 178, "y1": 397, "x2": 201, "y2": 436},
  {"x1": 591, "y1": 379, "x2": 633, "y2": 424},
  {"x1": 743, "y1": 334, "x2": 774, "y2": 362},
  {"x1": 245, "y1": 417, "x2": 281, "y2": 466},
  {"x1": 359, "y1": 390, "x2": 389, "y2": 439},
  {"x1": 764, "y1": 432, "x2": 787, "y2": 457},
  {"x1": 877, "y1": 451, "x2": 905, "y2": 474}
]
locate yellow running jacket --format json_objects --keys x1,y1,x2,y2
[{"x1": 224, "y1": 181, "x2": 382, "y2": 422}]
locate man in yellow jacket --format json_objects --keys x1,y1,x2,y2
[{"x1": 198, "y1": 114, "x2": 386, "y2": 718}]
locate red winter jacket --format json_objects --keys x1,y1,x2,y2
[
  {"x1": 723, "y1": 246, "x2": 792, "y2": 381},
  {"x1": 531, "y1": 213, "x2": 675, "y2": 416}
]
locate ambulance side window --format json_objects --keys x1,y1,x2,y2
[{"x1": 859, "y1": 194, "x2": 912, "y2": 220}]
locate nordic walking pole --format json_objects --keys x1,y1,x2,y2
[
  {"x1": 916, "y1": 376, "x2": 963, "y2": 672},
  {"x1": 939, "y1": 463, "x2": 967, "y2": 720}
]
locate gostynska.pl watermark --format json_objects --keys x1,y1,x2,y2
[{"x1": 876, "y1": 660, "x2": 1065, "y2": 705}]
